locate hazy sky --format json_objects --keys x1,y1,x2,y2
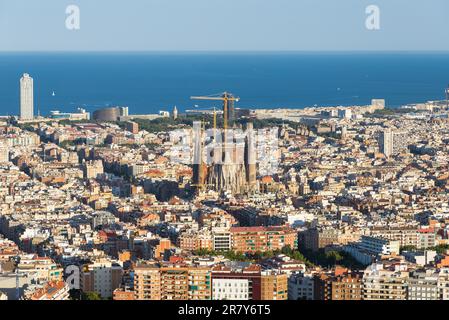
[{"x1": 0, "y1": 0, "x2": 448, "y2": 51}]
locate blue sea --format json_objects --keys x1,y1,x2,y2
[{"x1": 1, "y1": 52, "x2": 449, "y2": 116}]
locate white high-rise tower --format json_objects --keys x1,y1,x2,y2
[
  {"x1": 20, "y1": 73, "x2": 34, "y2": 120},
  {"x1": 379, "y1": 129, "x2": 393, "y2": 158},
  {"x1": 379, "y1": 128, "x2": 409, "y2": 158}
]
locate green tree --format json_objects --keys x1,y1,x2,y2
[
  {"x1": 429, "y1": 244, "x2": 449, "y2": 255},
  {"x1": 400, "y1": 245, "x2": 417, "y2": 253},
  {"x1": 81, "y1": 292, "x2": 103, "y2": 300}
]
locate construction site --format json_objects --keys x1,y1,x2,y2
[{"x1": 190, "y1": 92, "x2": 258, "y2": 196}]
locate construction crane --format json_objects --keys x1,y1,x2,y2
[
  {"x1": 190, "y1": 92, "x2": 240, "y2": 193},
  {"x1": 190, "y1": 92, "x2": 240, "y2": 131},
  {"x1": 190, "y1": 105, "x2": 222, "y2": 131}
]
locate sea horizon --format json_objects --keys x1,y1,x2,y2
[{"x1": 1, "y1": 51, "x2": 449, "y2": 117}]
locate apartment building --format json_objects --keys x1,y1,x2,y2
[
  {"x1": 210, "y1": 264, "x2": 287, "y2": 300},
  {"x1": 212, "y1": 229, "x2": 232, "y2": 251},
  {"x1": 344, "y1": 236, "x2": 400, "y2": 265},
  {"x1": 363, "y1": 263, "x2": 408, "y2": 300},
  {"x1": 370, "y1": 226, "x2": 418, "y2": 247},
  {"x1": 153, "y1": 239, "x2": 173, "y2": 260},
  {"x1": 230, "y1": 226, "x2": 297, "y2": 253},
  {"x1": 134, "y1": 266, "x2": 161, "y2": 300},
  {"x1": 17, "y1": 255, "x2": 63, "y2": 283},
  {"x1": 178, "y1": 231, "x2": 213, "y2": 251},
  {"x1": 80, "y1": 260, "x2": 123, "y2": 299},
  {"x1": 125, "y1": 121, "x2": 139, "y2": 134},
  {"x1": 211, "y1": 265, "x2": 262, "y2": 300},
  {"x1": 83, "y1": 160, "x2": 104, "y2": 179},
  {"x1": 313, "y1": 267, "x2": 363, "y2": 300},
  {"x1": 134, "y1": 263, "x2": 211, "y2": 300},
  {"x1": 378, "y1": 129, "x2": 408, "y2": 158},
  {"x1": 260, "y1": 271, "x2": 288, "y2": 300},
  {"x1": 288, "y1": 272, "x2": 314, "y2": 300},
  {"x1": 299, "y1": 228, "x2": 338, "y2": 252},
  {"x1": 408, "y1": 270, "x2": 439, "y2": 300},
  {"x1": 417, "y1": 228, "x2": 436, "y2": 249},
  {"x1": 437, "y1": 268, "x2": 449, "y2": 300},
  {"x1": 212, "y1": 277, "x2": 250, "y2": 300},
  {"x1": 330, "y1": 271, "x2": 363, "y2": 301},
  {"x1": 298, "y1": 226, "x2": 358, "y2": 252},
  {"x1": 359, "y1": 236, "x2": 400, "y2": 255}
]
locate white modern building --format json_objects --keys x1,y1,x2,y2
[
  {"x1": 49, "y1": 108, "x2": 90, "y2": 121},
  {"x1": 288, "y1": 271, "x2": 314, "y2": 300},
  {"x1": 363, "y1": 263, "x2": 409, "y2": 300},
  {"x1": 437, "y1": 268, "x2": 449, "y2": 300},
  {"x1": 212, "y1": 278, "x2": 249, "y2": 300},
  {"x1": 80, "y1": 260, "x2": 123, "y2": 299},
  {"x1": 338, "y1": 109, "x2": 352, "y2": 120},
  {"x1": 20, "y1": 73, "x2": 34, "y2": 120},
  {"x1": 119, "y1": 106, "x2": 129, "y2": 117},
  {"x1": 408, "y1": 270, "x2": 439, "y2": 300},
  {"x1": 344, "y1": 235, "x2": 400, "y2": 265},
  {"x1": 379, "y1": 129, "x2": 408, "y2": 158},
  {"x1": 379, "y1": 129, "x2": 393, "y2": 157}
]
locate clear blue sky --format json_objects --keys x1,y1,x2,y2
[{"x1": 0, "y1": 0, "x2": 448, "y2": 51}]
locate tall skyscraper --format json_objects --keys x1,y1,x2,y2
[
  {"x1": 20, "y1": 73, "x2": 34, "y2": 120},
  {"x1": 379, "y1": 129, "x2": 408, "y2": 158},
  {"x1": 379, "y1": 129, "x2": 393, "y2": 158},
  {"x1": 119, "y1": 106, "x2": 129, "y2": 117}
]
